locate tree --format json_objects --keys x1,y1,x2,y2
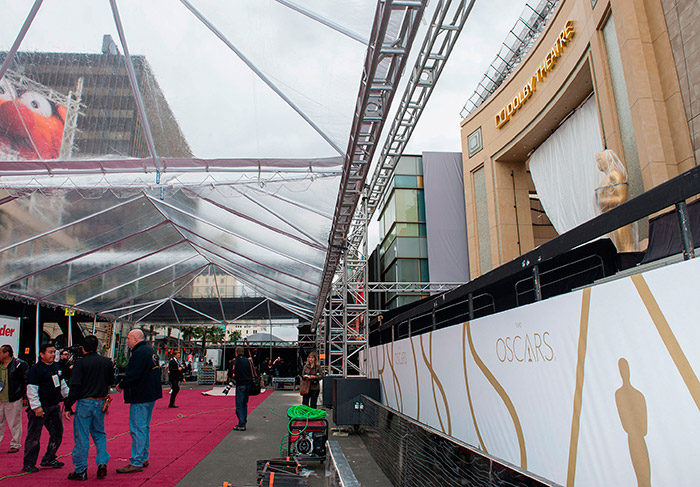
[{"x1": 181, "y1": 325, "x2": 226, "y2": 354}]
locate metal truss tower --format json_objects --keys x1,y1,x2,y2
[{"x1": 317, "y1": 0, "x2": 475, "y2": 377}]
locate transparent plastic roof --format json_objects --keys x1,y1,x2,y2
[{"x1": 0, "y1": 0, "x2": 381, "y2": 323}]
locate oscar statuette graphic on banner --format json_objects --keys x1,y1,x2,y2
[{"x1": 615, "y1": 358, "x2": 651, "y2": 487}]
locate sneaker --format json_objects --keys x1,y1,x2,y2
[
  {"x1": 7, "y1": 447, "x2": 20, "y2": 453},
  {"x1": 23, "y1": 465, "x2": 39, "y2": 473},
  {"x1": 116, "y1": 464, "x2": 143, "y2": 474},
  {"x1": 40, "y1": 459, "x2": 65, "y2": 468},
  {"x1": 233, "y1": 425, "x2": 246, "y2": 431},
  {"x1": 67, "y1": 470, "x2": 88, "y2": 481},
  {"x1": 168, "y1": 405, "x2": 179, "y2": 408},
  {"x1": 97, "y1": 464, "x2": 107, "y2": 478},
  {"x1": 143, "y1": 461, "x2": 149, "y2": 468}
]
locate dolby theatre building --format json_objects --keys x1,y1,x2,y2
[{"x1": 459, "y1": 0, "x2": 699, "y2": 278}]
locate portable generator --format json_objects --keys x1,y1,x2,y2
[{"x1": 287, "y1": 418, "x2": 328, "y2": 460}]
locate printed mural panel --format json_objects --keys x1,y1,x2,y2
[{"x1": 366, "y1": 257, "x2": 700, "y2": 486}]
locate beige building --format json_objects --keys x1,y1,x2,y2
[{"x1": 460, "y1": 0, "x2": 699, "y2": 279}]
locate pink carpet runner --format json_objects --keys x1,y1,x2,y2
[{"x1": 0, "y1": 389, "x2": 272, "y2": 486}]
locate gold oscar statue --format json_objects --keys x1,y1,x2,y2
[{"x1": 595, "y1": 150, "x2": 636, "y2": 252}]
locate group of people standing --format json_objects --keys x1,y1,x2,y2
[{"x1": 0, "y1": 328, "x2": 163, "y2": 480}]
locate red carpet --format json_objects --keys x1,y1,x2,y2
[{"x1": 0, "y1": 389, "x2": 272, "y2": 485}]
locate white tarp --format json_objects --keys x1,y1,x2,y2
[{"x1": 528, "y1": 95, "x2": 604, "y2": 235}]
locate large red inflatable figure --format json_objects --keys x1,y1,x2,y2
[{"x1": 0, "y1": 77, "x2": 66, "y2": 160}]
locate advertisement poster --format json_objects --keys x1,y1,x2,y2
[
  {"x1": 0, "y1": 76, "x2": 67, "y2": 160},
  {"x1": 0, "y1": 314, "x2": 21, "y2": 355}
]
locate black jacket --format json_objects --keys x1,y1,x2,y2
[
  {"x1": 118, "y1": 341, "x2": 163, "y2": 404},
  {"x1": 230, "y1": 355, "x2": 254, "y2": 386},
  {"x1": 5, "y1": 357, "x2": 28, "y2": 402},
  {"x1": 64, "y1": 352, "x2": 115, "y2": 410},
  {"x1": 168, "y1": 358, "x2": 184, "y2": 382}
]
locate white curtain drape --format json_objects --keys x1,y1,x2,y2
[{"x1": 528, "y1": 96, "x2": 603, "y2": 234}]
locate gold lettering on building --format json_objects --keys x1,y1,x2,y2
[{"x1": 495, "y1": 20, "x2": 575, "y2": 129}]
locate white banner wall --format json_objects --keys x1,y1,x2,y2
[{"x1": 366, "y1": 257, "x2": 700, "y2": 486}]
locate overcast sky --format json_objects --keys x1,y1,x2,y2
[{"x1": 3, "y1": 0, "x2": 525, "y2": 159}]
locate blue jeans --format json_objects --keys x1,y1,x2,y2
[
  {"x1": 128, "y1": 402, "x2": 154, "y2": 467},
  {"x1": 72, "y1": 398, "x2": 110, "y2": 472},
  {"x1": 235, "y1": 384, "x2": 250, "y2": 427}
]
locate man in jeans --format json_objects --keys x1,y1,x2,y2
[
  {"x1": 0, "y1": 344, "x2": 28, "y2": 454},
  {"x1": 229, "y1": 346, "x2": 253, "y2": 431},
  {"x1": 115, "y1": 329, "x2": 162, "y2": 473},
  {"x1": 23, "y1": 343, "x2": 69, "y2": 473},
  {"x1": 64, "y1": 335, "x2": 115, "y2": 480}
]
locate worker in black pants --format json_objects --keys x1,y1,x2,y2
[{"x1": 168, "y1": 351, "x2": 185, "y2": 408}]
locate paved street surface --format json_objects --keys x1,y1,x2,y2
[{"x1": 176, "y1": 387, "x2": 390, "y2": 487}]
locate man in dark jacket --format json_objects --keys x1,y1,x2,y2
[
  {"x1": 0, "y1": 344, "x2": 28, "y2": 454},
  {"x1": 168, "y1": 351, "x2": 184, "y2": 408},
  {"x1": 58, "y1": 349, "x2": 73, "y2": 386},
  {"x1": 23, "y1": 343, "x2": 69, "y2": 473},
  {"x1": 229, "y1": 346, "x2": 253, "y2": 431},
  {"x1": 63, "y1": 335, "x2": 115, "y2": 480},
  {"x1": 115, "y1": 329, "x2": 162, "y2": 474}
]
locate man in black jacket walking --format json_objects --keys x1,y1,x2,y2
[
  {"x1": 168, "y1": 351, "x2": 184, "y2": 408},
  {"x1": 229, "y1": 346, "x2": 253, "y2": 431},
  {"x1": 63, "y1": 335, "x2": 115, "y2": 480},
  {"x1": 0, "y1": 344, "x2": 28, "y2": 454},
  {"x1": 23, "y1": 343, "x2": 69, "y2": 473},
  {"x1": 115, "y1": 329, "x2": 162, "y2": 474}
]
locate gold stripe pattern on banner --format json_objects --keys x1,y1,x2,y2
[
  {"x1": 389, "y1": 340, "x2": 404, "y2": 412},
  {"x1": 378, "y1": 344, "x2": 388, "y2": 406},
  {"x1": 410, "y1": 335, "x2": 421, "y2": 420},
  {"x1": 462, "y1": 321, "x2": 488, "y2": 452},
  {"x1": 566, "y1": 287, "x2": 591, "y2": 487},
  {"x1": 420, "y1": 332, "x2": 452, "y2": 435},
  {"x1": 466, "y1": 321, "x2": 527, "y2": 469},
  {"x1": 632, "y1": 274, "x2": 700, "y2": 412}
]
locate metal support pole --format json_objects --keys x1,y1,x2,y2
[
  {"x1": 532, "y1": 265, "x2": 542, "y2": 301},
  {"x1": 676, "y1": 201, "x2": 695, "y2": 260},
  {"x1": 266, "y1": 299, "x2": 273, "y2": 361},
  {"x1": 468, "y1": 292, "x2": 474, "y2": 321},
  {"x1": 35, "y1": 304, "x2": 40, "y2": 363},
  {"x1": 68, "y1": 313, "x2": 72, "y2": 346}
]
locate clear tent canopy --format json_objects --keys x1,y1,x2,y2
[{"x1": 0, "y1": 0, "x2": 438, "y2": 327}]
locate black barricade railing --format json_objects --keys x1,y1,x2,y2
[
  {"x1": 373, "y1": 164, "x2": 700, "y2": 339},
  {"x1": 358, "y1": 395, "x2": 557, "y2": 487}
]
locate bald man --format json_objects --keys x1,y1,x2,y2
[{"x1": 115, "y1": 330, "x2": 162, "y2": 474}]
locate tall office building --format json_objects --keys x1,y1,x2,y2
[{"x1": 1, "y1": 34, "x2": 192, "y2": 159}]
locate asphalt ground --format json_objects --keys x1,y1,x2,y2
[{"x1": 175, "y1": 384, "x2": 390, "y2": 487}]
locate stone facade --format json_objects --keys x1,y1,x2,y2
[{"x1": 661, "y1": 0, "x2": 700, "y2": 164}]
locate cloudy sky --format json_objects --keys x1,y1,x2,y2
[{"x1": 2, "y1": 0, "x2": 524, "y2": 159}]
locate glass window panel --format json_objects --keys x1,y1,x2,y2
[
  {"x1": 394, "y1": 189, "x2": 419, "y2": 222},
  {"x1": 396, "y1": 259, "x2": 420, "y2": 281},
  {"x1": 395, "y1": 236, "x2": 427, "y2": 259},
  {"x1": 395, "y1": 156, "x2": 422, "y2": 176},
  {"x1": 394, "y1": 175, "x2": 418, "y2": 188},
  {"x1": 420, "y1": 259, "x2": 430, "y2": 282},
  {"x1": 417, "y1": 190, "x2": 426, "y2": 221}
]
